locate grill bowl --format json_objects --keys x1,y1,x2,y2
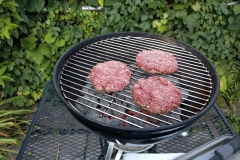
[{"x1": 53, "y1": 32, "x2": 219, "y2": 145}]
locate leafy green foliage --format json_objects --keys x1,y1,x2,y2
[
  {"x1": 0, "y1": 66, "x2": 14, "y2": 88},
  {"x1": 0, "y1": 108, "x2": 35, "y2": 159},
  {"x1": 98, "y1": 0, "x2": 104, "y2": 7},
  {"x1": 215, "y1": 60, "x2": 240, "y2": 111},
  {"x1": 227, "y1": 114, "x2": 240, "y2": 135},
  {"x1": 0, "y1": 0, "x2": 107, "y2": 107},
  {"x1": 191, "y1": 1, "x2": 201, "y2": 12},
  {"x1": 0, "y1": 0, "x2": 240, "y2": 111},
  {"x1": 25, "y1": 0, "x2": 45, "y2": 12},
  {"x1": 233, "y1": 5, "x2": 240, "y2": 15}
]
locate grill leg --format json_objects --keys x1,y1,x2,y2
[
  {"x1": 98, "y1": 138, "x2": 108, "y2": 160},
  {"x1": 148, "y1": 144, "x2": 157, "y2": 153},
  {"x1": 105, "y1": 142, "x2": 114, "y2": 160},
  {"x1": 114, "y1": 150, "x2": 123, "y2": 160}
]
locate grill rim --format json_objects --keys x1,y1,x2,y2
[{"x1": 53, "y1": 32, "x2": 219, "y2": 133}]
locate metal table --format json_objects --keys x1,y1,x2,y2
[{"x1": 16, "y1": 80, "x2": 236, "y2": 160}]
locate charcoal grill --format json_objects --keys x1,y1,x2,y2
[{"x1": 53, "y1": 32, "x2": 219, "y2": 145}]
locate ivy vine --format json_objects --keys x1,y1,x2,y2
[{"x1": 0, "y1": 0, "x2": 239, "y2": 108}]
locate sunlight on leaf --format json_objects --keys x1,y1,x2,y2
[
  {"x1": 233, "y1": 5, "x2": 240, "y2": 15},
  {"x1": 98, "y1": 0, "x2": 104, "y2": 7},
  {"x1": 44, "y1": 34, "x2": 56, "y2": 43},
  {"x1": 191, "y1": 1, "x2": 201, "y2": 12}
]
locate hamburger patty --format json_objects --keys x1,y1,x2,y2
[
  {"x1": 136, "y1": 49, "x2": 178, "y2": 74},
  {"x1": 90, "y1": 61, "x2": 131, "y2": 93},
  {"x1": 131, "y1": 76, "x2": 182, "y2": 114}
]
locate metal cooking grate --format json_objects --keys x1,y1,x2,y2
[{"x1": 59, "y1": 36, "x2": 212, "y2": 128}]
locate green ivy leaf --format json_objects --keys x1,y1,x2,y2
[
  {"x1": 2, "y1": 29, "x2": 10, "y2": 39},
  {"x1": 157, "y1": 25, "x2": 166, "y2": 33},
  {"x1": 141, "y1": 14, "x2": 148, "y2": 22},
  {"x1": 64, "y1": 34, "x2": 71, "y2": 41},
  {"x1": 12, "y1": 30, "x2": 19, "y2": 38},
  {"x1": 113, "y1": 2, "x2": 121, "y2": 9},
  {"x1": 31, "y1": 91, "x2": 41, "y2": 101},
  {"x1": 20, "y1": 24, "x2": 28, "y2": 34},
  {"x1": 5, "y1": 1, "x2": 18, "y2": 12},
  {"x1": 216, "y1": 67, "x2": 223, "y2": 76},
  {"x1": 0, "y1": 66, "x2": 7, "y2": 76},
  {"x1": 13, "y1": 95, "x2": 26, "y2": 107},
  {"x1": 25, "y1": 98, "x2": 35, "y2": 107},
  {"x1": 1, "y1": 19, "x2": 18, "y2": 39},
  {"x1": 44, "y1": 34, "x2": 56, "y2": 43},
  {"x1": 26, "y1": 48, "x2": 44, "y2": 65},
  {"x1": 25, "y1": 0, "x2": 45, "y2": 12},
  {"x1": 220, "y1": 21, "x2": 226, "y2": 25},
  {"x1": 101, "y1": 27, "x2": 109, "y2": 34},
  {"x1": 18, "y1": 59, "x2": 25, "y2": 65},
  {"x1": 47, "y1": 0, "x2": 60, "y2": 11},
  {"x1": 105, "y1": 0, "x2": 118, "y2": 6},
  {"x1": 175, "y1": 9, "x2": 187, "y2": 18},
  {"x1": 163, "y1": 13, "x2": 168, "y2": 19},
  {"x1": 85, "y1": 0, "x2": 98, "y2": 7},
  {"x1": 135, "y1": 8, "x2": 140, "y2": 21},
  {"x1": 161, "y1": 19, "x2": 168, "y2": 25},
  {"x1": 183, "y1": 13, "x2": 200, "y2": 31},
  {"x1": 135, "y1": 0, "x2": 141, "y2": 5},
  {"x1": 22, "y1": 87, "x2": 30, "y2": 95},
  {"x1": 233, "y1": 5, "x2": 240, "y2": 15},
  {"x1": 139, "y1": 22, "x2": 150, "y2": 31},
  {"x1": 22, "y1": 74, "x2": 32, "y2": 81},
  {"x1": 15, "y1": 59, "x2": 20, "y2": 65},
  {"x1": 62, "y1": 1, "x2": 69, "y2": 10},
  {"x1": 8, "y1": 62, "x2": 15, "y2": 71},
  {"x1": 228, "y1": 17, "x2": 240, "y2": 31},
  {"x1": 72, "y1": 26, "x2": 83, "y2": 38},
  {"x1": 128, "y1": 5, "x2": 136, "y2": 13},
  {"x1": 14, "y1": 68, "x2": 20, "y2": 76},
  {"x1": 191, "y1": 1, "x2": 201, "y2": 12},
  {"x1": 152, "y1": 20, "x2": 160, "y2": 28},
  {"x1": 55, "y1": 39, "x2": 66, "y2": 47},
  {"x1": 218, "y1": 3, "x2": 230, "y2": 15},
  {"x1": 38, "y1": 43, "x2": 51, "y2": 58},
  {"x1": 6, "y1": 38, "x2": 13, "y2": 46},
  {"x1": 20, "y1": 13, "x2": 29, "y2": 24},
  {"x1": 12, "y1": 51, "x2": 22, "y2": 58},
  {"x1": 173, "y1": 4, "x2": 188, "y2": 10},
  {"x1": 115, "y1": 14, "x2": 121, "y2": 22},
  {"x1": 33, "y1": 76, "x2": 39, "y2": 86},
  {"x1": 109, "y1": 14, "x2": 121, "y2": 23},
  {"x1": 108, "y1": 10, "x2": 118, "y2": 15},
  {"x1": 168, "y1": 10, "x2": 176, "y2": 20},
  {"x1": 20, "y1": 36, "x2": 37, "y2": 50},
  {"x1": 26, "y1": 43, "x2": 51, "y2": 64}
]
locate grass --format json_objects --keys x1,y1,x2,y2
[{"x1": 0, "y1": 95, "x2": 36, "y2": 159}]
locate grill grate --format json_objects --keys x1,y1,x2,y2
[{"x1": 60, "y1": 36, "x2": 213, "y2": 128}]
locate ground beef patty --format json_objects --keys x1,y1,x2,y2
[
  {"x1": 131, "y1": 76, "x2": 182, "y2": 114},
  {"x1": 90, "y1": 61, "x2": 131, "y2": 93},
  {"x1": 136, "y1": 49, "x2": 178, "y2": 74}
]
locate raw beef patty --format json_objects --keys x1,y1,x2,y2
[
  {"x1": 136, "y1": 49, "x2": 178, "y2": 74},
  {"x1": 90, "y1": 61, "x2": 131, "y2": 93},
  {"x1": 131, "y1": 76, "x2": 182, "y2": 114}
]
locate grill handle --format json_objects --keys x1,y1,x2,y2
[{"x1": 209, "y1": 136, "x2": 240, "y2": 160}]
